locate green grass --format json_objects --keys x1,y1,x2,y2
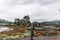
[
  {"x1": 2, "y1": 35, "x2": 20, "y2": 40},
  {"x1": 24, "y1": 32, "x2": 30, "y2": 37},
  {"x1": 1, "y1": 32, "x2": 30, "y2": 40}
]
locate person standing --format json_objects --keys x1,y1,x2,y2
[{"x1": 30, "y1": 26, "x2": 35, "y2": 40}]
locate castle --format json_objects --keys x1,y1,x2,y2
[{"x1": 14, "y1": 15, "x2": 31, "y2": 26}]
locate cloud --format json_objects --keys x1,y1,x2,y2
[
  {"x1": 4, "y1": 0, "x2": 60, "y2": 5},
  {"x1": 0, "y1": 0, "x2": 60, "y2": 22}
]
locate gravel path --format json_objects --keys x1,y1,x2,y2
[{"x1": 17, "y1": 35, "x2": 60, "y2": 40}]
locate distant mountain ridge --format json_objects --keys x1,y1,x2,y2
[
  {"x1": 0, "y1": 19, "x2": 10, "y2": 23},
  {"x1": 41, "y1": 20, "x2": 60, "y2": 24}
]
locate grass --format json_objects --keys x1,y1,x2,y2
[{"x1": 1, "y1": 32, "x2": 30, "y2": 40}]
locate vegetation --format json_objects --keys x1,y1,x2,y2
[{"x1": 1, "y1": 15, "x2": 60, "y2": 39}]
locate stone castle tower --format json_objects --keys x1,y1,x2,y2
[{"x1": 23, "y1": 15, "x2": 30, "y2": 22}]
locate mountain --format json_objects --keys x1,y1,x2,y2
[
  {"x1": 0, "y1": 19, "x2": 10, "y2": 23},
  {"x1": 0, "y1": 19, "x2": 14, "y2": 25},
  {"x1": 41, "y1": 20, "x2": 60, "y2": 24}
]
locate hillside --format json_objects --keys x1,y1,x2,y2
[
  {"x1": 41, "y1": 20, "x2": 60, "y2": 24},
  {"x1": 0, "y1": 19, "x2": 10, "y2": 23}
]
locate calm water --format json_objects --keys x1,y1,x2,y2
[{"x1": 0, "y1": 26, "x2": 13, "y2": 32}]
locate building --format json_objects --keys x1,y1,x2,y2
[
  {"x1": 14, "y1": 15, "x2": 31, "y2": 26},
  {"x1": 15, "y1": 18, "x2": 20, "y2": 23},
  {"x1": 23, "y1": 15, "x2": 30, "y2": 22}
]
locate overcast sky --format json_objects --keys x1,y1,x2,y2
[{"x1": 0, "y1": 0, "x2": 60, "y2": 22}]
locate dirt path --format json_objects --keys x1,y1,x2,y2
[{"x1": 17, "y1": 35, "x2": 60, "y2": 40}]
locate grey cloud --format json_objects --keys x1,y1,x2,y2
[
  {"x1": 4, "y1": 0, "x2": 60, "y2": 5},
  {"x1": 16, "y1": 0, "x2": 60, "y2": 5},
  {"x1": 0, "y1": 0, "x2": 60, "y2": 22}
]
